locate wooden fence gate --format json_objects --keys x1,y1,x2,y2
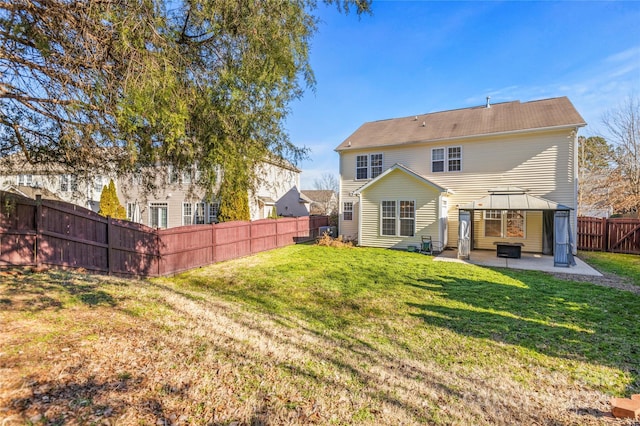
[{"x1": 577, "y1": 216, "x2": 640, "y2": 254}]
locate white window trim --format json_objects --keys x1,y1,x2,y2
[
  {"x1": 150, "y1": 202, "x2": 168, "y2": 229},
  {"x1": 483, "y1": 210, "x2": 527, "y2": 238},
  {"x1": 380, "y1": 199, "x2": 416, "y2": 237},
  {"x1": 343, "y1": 201, "x2": 353, "y2": 221},
  {"x1": 17, "y1": 174, "x2": 33, "y2": 186},
  {"x1": 355, "y1": 153, "x2": 384, "y2": 180},
  {"x1": 431, "y1": 146, "x2": 462, "y2": 173},
  {"x1": 182, "y1": 202, "x2": 193, "y2": 226}
]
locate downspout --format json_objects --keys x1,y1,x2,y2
[{"x1": 357, "y1": 191, "x2": 363, "y2": 246}]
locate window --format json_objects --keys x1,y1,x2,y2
[
  {"x1": 484, "y1": 210, "x2": 502, "y2": 237},
  {"x1": 432, "y1": 146, "x2": 462, "y2": 172},
  {"x1": 126, "y1": 203, "x2": 139, "y2": 222},
  {"x1": 355, "y1": 153, "x2": 383, "y2": 180},
  {"x1": 17, "y1": 174, "x2": 32, "y2": 186},
  {"x1": 448, "y1": 147, "x2": 461, "y2": 171},
  {"x1": 182, "y1": 202, "x2": 193, "y2": 225},
  {"x1": 431, "y1": 148, "x2": 445, "y2": 172},
  {"x1": 381, "y1": 201, "x2": 396, "y2": 236},
  {"x1": 168, "y1": 167, "x2": 179, "y2": 184},
  {"x1": 195, "y1": 202, "x2": 205, "y2": 224},
  {"x1": 60, "y1": 174, "x2": 77, "y2": 192},
  {"x1": 399, "y1": 201, "x2": 415, "y2": 237},
  {"x1": 208, "y1": 202, "x2": 219, "y2": 224},
  {"x1": 94, "y1": 176, "x2": 106, "y2": 193},
  {"x1": 182, "y1": 170, "x2": 192, "y2": 184},
  {"x1": 370, "y1": 154, "x2": 383, "y2": 178},
  {"x1": 506, "y1": 210, "x2": 525, "y2": 238},
  {"x1": 150, "y1": 203, "x2": 168, "y2": 228},
  {"x1": 484, "y1": 210, "x2": 526, "y2": 238},
  {"x1": 381, "y1": 200, "x2": 415, "y2": 237},
  {"x1": 356, "y1": 155, "x2": 368, "y2": 180},
  {"x1": 343, "y1": 202, "x2": 353, "y2": 221}
]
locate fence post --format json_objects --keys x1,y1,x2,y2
[
  {"x1": 156, "y1": 228, "x2": 161, "y2": 277},
  {"x1": 602, "y1": 217, "x2": 609, "y2": 252},
  {"x1": 107, "y1": 217, "x2": 114, "y2": 275},
  {"x1": 211, "y1": 222, "x2": 216, "y2": 263},
  {"x1": 35, "y1": 195, "x2": 42, "y2": 267}
]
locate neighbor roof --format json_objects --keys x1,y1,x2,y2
[{"x1": 335, "y1": 97, "x2": 586, "y2": 151}]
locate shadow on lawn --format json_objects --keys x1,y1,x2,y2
[
  {"x1": 6, "y1": 375, "x2": 180, "y2": 425},
  {"x1": 0, "y1": 269, "x2": 117, "y2": 311},
  {"x1": 408, "y1": 267, "x2": 640, "y2": 394}
]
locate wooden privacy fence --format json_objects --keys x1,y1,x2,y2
[
  {"x1": 0, "y1": 191, "x2": 328, "y2": 276},
  {"x1": 577, "y1": 216, "x2": 640, "y2": 254}
]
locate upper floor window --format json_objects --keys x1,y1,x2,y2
[
  {"x1": 356, "y1": 153, "x2": 383, "y2": 180},
  {"x1": 432, "y1": 146, "x2": 462, "y2": 173},
  {"x1": 94, "y1": 175, "x2": 106, "y2": 193},
  {"x1": 60, "y1": 174, "x2": 78, "y2": 192},
  {"x1": 17, "y1": 174, "x2": 32, "y2": 186}
]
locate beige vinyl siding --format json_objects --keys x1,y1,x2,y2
[
  {"x1": 339, "y1": 128, "x2": 577, "y2": 251},
  {"x1": 359, "y1": 169, "x2": 440, "y2": 249}
]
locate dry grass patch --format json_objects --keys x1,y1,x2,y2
[{"x1": 1, "y1": 246, "x2": 639, "y2": 425}]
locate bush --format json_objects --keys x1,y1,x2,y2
[{"x1": 316, "y1": 232, "x2": 353, "y2": 248}]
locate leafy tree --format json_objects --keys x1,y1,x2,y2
[
  {"x1": 269, "y1": 206, "x2": 279, "y2": 219},
  {"x1": 217, "y1": 172, "x2": 251, "y2": 222},
  {"x1": 0, "y1": 0, "x2": 371, "y2": 202},
  {"x1": 602, "y1": 95, "x2": 640, "y2": 214},
  {"x1": 99, "y1": 179, "x2": 126, "y2": 219}
]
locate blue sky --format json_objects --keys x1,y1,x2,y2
[{"x1": 286, "y1": 1, "x2": 640, "y2": 189}]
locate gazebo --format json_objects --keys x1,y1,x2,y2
[{"x1": 457, "y1": 187, "x2": 576, "y2": 267}]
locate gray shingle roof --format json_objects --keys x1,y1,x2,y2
[{"x1": 335, "y1": 97, "x2": 586, "y2": 151}]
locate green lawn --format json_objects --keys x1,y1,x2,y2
[
  {"x1": 1, "y1": 245, "x2": 638, "y2": 425},
  {"x1": 579, "y1": 250, "x2": 640, "y2": 286}
]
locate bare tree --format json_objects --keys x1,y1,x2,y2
[
  {"x1": 577, "y1": 136, "x2": 614, "y2": 216},
  {"x1": 602, "y1": 95, "x2": 640, "y2": 215},
  {"x1": 313, "y1": 172, "x2": 339, "y2": 194},
  {"x1": 307, "y1": 172, "x2": 338, "y2": 215}
]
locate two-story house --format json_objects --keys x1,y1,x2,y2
[
  {"x1": 0, "y1": 156, "x2": 113, "y2": 212},
  {"x1": 1, "y1": 155, "x2": 309, "y2": 227},
  {"x1": 117, "y1": 157, "x2": 309, "y2": 228},
  {"x1": 336, "y1": 97, "x2": 586, "y2": 262}
]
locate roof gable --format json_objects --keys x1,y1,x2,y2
[
  {"x1": 354, "y1": 163, "x2": 449, "y2": 195},
  {"x1": 336, "y1": 97, "x2": 586, "y2": 151}
]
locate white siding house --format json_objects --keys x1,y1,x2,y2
[{"x1": 336, "y1": 97, "x2": 586, "y2": 258}]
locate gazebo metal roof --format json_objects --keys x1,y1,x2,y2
[{"x1": 459, "y1": 187, "x2": 572, "y2": 211}]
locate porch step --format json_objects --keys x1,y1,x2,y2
[{"x1": 610, "y1": 395, "x2": 640, "y2": 419}]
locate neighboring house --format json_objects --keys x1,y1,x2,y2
[
  {"x1": 117, "y1": 158, "x2": 309, "y2": 228},
  {"x1": 336, "y1": 97, "x2": 586, "y2": 259},
  {"x1": 0, "y1": 154, "x2": 309, "y2": 228},
  {"x1": 301, "y1": 190, "x2": 338, "y2": 215},
  {"x1": 0, "y1": 156, "x2": 113, "y2": 212}
]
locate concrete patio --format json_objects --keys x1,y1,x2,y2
[{"x1": 434, "y1": 248, "x2": 602, "y2": 276}]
